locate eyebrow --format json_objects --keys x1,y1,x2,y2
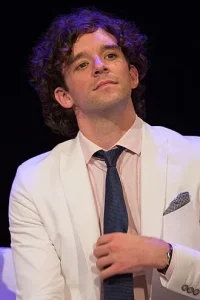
[{"x1": 69, "y1": 44, "x2": 121, "y2": 65}]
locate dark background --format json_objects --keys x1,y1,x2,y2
[{"x1": 1, "y1": 1, "x2": 200, "y2": 246}]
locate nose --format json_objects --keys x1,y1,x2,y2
[{"x1": 93, "y1": 56, "x2": 109, "y2": 75}]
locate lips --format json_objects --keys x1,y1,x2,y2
[{"x1": 94, "y1": 80, "x2": 117, "y2": 90}]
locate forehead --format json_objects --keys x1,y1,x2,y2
[{"x1": 72, "y1": 28, "x2": 118, "y2": 55}]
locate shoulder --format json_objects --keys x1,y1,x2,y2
[
  {"x1": 20, "y1": 138, "x2": 75, "y2": 167},
  {"x1": 143, "y1": 121, "x2": 200, "y2": 162},
  {"x1": 144, "y1": 121, "x2": 200, "y2": 147},
  {"x1": 12, "y1": 138, "x2": 77, "y2": 189}
]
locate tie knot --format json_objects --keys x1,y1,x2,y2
[{"x1": 93, "y1": 146, "x2": 125, "y2": 167}]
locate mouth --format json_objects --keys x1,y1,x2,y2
[{"x1": 93, "y1": 81, "x2": 117, "y2": 90}]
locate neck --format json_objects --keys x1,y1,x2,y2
[{"x1": 76, "y1": 101, "x2": 136, "y2": 149}]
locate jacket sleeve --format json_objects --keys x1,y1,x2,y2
[
  {"x1": 8, "y1": 167, "x2": 65, "y2": 300},
  {"x1": 159, "y1": 243, "x2": 200, "y2": 298}
]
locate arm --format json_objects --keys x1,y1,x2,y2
[
  {"x1": 160, "y1": 244, "x2": 200, "y2": 298},
  {"x1": 9, "y1": 167, "x2": 65, "y2": 300},
  {"x1": 159, "y1": 185, "x2": 200, "y2": 297},
  {"x1": 93, "y1": 233, "x2": 200, "y2": 299}
]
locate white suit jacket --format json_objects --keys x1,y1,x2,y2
[{"x1": 9, "y1": 120, "x2": 200, "y2": 300}]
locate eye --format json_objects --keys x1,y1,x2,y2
[
  {"x1": 105, "y1": 53, "x2": 117, "y2": 59},
  {"x1": 76, "y1": 62, "x2": 89, "y2": 70}
]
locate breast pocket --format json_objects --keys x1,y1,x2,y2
[{"x1": 162, "y1": 202, "x2": 200, "y2": 250}]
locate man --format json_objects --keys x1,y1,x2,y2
[{"x1": 9, "y1": 6, "x2": 200, "y2": 300}]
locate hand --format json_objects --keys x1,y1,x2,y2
[{"x1": 93, "y1": 232, "x2": 169, "y2": 279}]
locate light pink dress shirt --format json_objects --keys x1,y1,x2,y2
[{"x1": 78, "y1": 116, "x2": 175, "y2": 299}]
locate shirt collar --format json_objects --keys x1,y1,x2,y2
[{"x1": 78, "y1": 115, "x2": 143, "y2": 165}]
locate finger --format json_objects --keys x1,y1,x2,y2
[
  {"x1": 101, "y1": 263, "x2": 118, "y2": 279},
  {"x1": 96, "y1": 255, "x2": 113, "y2": 270},
  {"x1": 93, "y1": 244, "x2": 108, "y2": 258},
  {"x1": 96, "y1": 233, "x2": 113, "y2": 246}
]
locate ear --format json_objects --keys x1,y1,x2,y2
[
  {"x1": 129, "y1": 65, "x2": 139, "y2": 89},
  {"x1": 54, "y1": 87, "x2": 74, "y2": 109}
]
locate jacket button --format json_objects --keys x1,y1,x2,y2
[
  {"x1": 187, "y1": 287, "x2": 194, "y2": 293},
  {"x1": 193, "y1": 289, "x2": 200, "y2": 296},
  {"x1": 181, "y1": 285, "x2": 188, "y2": 292}
]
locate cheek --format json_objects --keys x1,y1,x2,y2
[
  {"x1": 66, "y1": 78, "x2": 89, "y2": 102},
  {"x1": 122, "y1": 72, "x2": 134, "y2": 87},
  {"x1": 125, "y1": 71, "x2": 135, "y2": 88},
  {"x1": 68, "y1": 74, "x2": 90, "y2": 91}
]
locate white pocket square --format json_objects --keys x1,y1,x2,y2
[{"x1": 163, "y1": 192, "x2": 190, "y2": 216}]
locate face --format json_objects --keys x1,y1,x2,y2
[{"x1": 55, "y1": 28, "x2": 138, "y2": 117}]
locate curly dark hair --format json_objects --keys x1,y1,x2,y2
[{"x1": 29, "y1": 6, "x2": 149, "y2": 138}]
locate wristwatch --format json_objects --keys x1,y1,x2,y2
[{"x1": 157, "y1": 243, "x2": 173, "y2": 275}]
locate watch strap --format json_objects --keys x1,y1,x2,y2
[{"x1": 157, "y1": 243, "x2": 173, "y2": 275}]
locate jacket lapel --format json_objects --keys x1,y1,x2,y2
[
  {"x1": 140, "y1": 123, "x2": 168, "y2": 239},
  {"x1": 60, "y1": 137, "x2": 101, "y2": 299}
]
